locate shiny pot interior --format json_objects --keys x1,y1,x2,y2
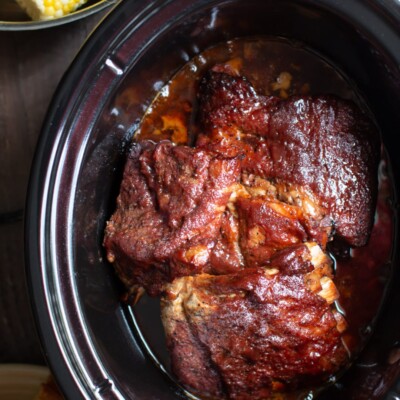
[{"x1": 26, "y1": 0, "x2": 400, "y2": 399}]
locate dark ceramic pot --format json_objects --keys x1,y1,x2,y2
[{"x1": 25, "y1": 0, "x2": 400, "y2": 399}]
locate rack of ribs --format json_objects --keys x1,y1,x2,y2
[{"x1": 103, "y1": 67, "x2": 380, "y2": 399}]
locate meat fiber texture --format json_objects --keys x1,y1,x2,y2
[{"x1": 103, "y1": 69, "x2": 380, "y2": 399}]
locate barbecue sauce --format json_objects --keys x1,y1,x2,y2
[{"x1": 122, "y1": 37, "x2": 395, "y2": 399}]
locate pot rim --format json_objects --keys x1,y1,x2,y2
[{"x1": 24, "y1": 1, "x2": 400, "y2": 399}]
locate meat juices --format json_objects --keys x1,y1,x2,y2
[{"x1": 103, "y1": 69, "x2": 380, "y2": 399}]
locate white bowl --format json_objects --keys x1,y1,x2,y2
[{"x1": 0, "y1": 364, "x2": 50, "y2": 400}]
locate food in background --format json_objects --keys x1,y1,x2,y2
[
  {"x1": 15, "y1": 0, "x2": 88, "y2": 20},
  {"x1": 34, "y1": 374, "x2": 64, "y2": 400}
]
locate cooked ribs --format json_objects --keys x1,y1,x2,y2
[
  {"x1": 104, "y1": 140, "x2": 241, "y2": 296},
  {"x1": 162, "y1": 242, "x2": 347, "y2": 399},
  {"x1": 197, "y1": 70, "x2": 380, "y2": 247},
  {"x1": 103, "y1": 68, "x2": 380, "y2": 398}
]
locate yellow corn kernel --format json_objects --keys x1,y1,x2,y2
[
  {"x1": 16, "y1": 0, "x2": 89, "y2": 21},
  {"x1": 44, "y1": 6, "x2": 55, "y2": 17}
]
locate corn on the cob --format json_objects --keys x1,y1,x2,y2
[{"x1": 15, "y1": 0, "x2": 89, "y2": 21}]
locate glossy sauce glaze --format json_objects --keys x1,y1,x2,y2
[{"x1": 126, "y1": 37, "x2": 395, "y2": 398}]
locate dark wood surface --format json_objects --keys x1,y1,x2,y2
[{"x1": 0, "y1": 9, "x2": 110, "y2": 365}]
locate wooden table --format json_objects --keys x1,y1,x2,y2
[{"x1": 0, "y1": 9, "x2": 111, "y2": 365}]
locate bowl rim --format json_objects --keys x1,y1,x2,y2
[{"x1": 0, "y1": 0, "x2": 119, "y2": 31}]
